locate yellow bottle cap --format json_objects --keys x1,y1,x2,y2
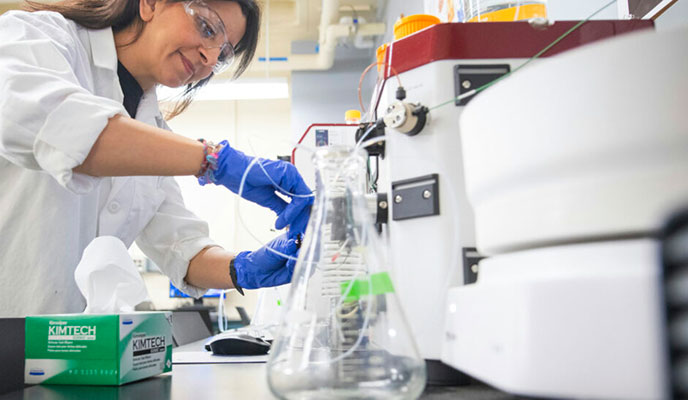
[
  {"x1": 376, "y1": 43, "x2": 388, "y2": 72},
  {"x1": 345, "y1": 110, "x2": 361, "y2": 123},
  {"x1": 393, "y1": 14, "x2": 440, "y2": 40}
]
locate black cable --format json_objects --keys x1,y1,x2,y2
[{"x1": 372, "y1": 76, "x2": 387, "y2": 121}]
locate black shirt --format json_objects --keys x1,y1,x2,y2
[{"x1": 117, "y1": 61, "x2": 143, "y2": 118}]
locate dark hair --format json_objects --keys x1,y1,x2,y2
[{"x1": 24, "y1": 0, "x2": 260, "y2": 119}]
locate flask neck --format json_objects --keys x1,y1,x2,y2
[{"x1": 313, "y1": 148, "x2": 367, "y2": 199}]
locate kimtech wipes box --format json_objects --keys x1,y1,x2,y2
[{"x1": 25, "y1": 312, "x2": 172, "y2": 385}]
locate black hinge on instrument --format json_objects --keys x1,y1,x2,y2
[
  {"x1": 391, "y1": 174, "x2": 439, "y2": 221},
  {"x1": 454, "y1": 64, "x2": 511, "y2": 106},
  {"x1": 462, "y1": 247, "x2": 485, "y2": 285}
]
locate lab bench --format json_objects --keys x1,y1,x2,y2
[
  {"x1": 0, "y1": 318, "x2": 517, "y2": 399},
  {"x1": 2, "y1": 364, "x2": 518, "y2": 400}
]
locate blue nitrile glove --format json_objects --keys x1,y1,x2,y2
[
  {"x1": 210, "y1": 141, "x2": 313, "y2": 238},
  {"x1": 233, "y1": 234, "x2": 299, "y2": 290}
]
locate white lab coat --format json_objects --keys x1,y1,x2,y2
[{"x1": 0, "y1": 10, "x2": 215, "y2": 316}]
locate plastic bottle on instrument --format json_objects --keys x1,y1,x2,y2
[
  {"x1": 345, "y1": 110, "x2": 361, "y2": 125},
  {"x1": 463, "y1": 0, "x2": 547, "y2": 22},
  {"x1": 393, "y1": 14, "x2": 440, "y2": 40}
]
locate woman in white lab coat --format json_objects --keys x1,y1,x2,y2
[{"x1": 0, "y1": 0, "x2": 312, "y2": 316}]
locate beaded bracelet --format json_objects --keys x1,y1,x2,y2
[{"x1": 196, "y1": 139, "x2": 223, "y2": 185}]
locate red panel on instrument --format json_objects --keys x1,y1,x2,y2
[{"x1": 384, "y1": 20, "x2": 654, "y2": 78}]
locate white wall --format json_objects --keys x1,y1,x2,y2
[{"x1": 290, "y1": 51, "x2": 373, "y2": 143}]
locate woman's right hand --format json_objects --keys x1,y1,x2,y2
[{"x1": 208, "y1": 140, "x2": 313, "y2": 237}]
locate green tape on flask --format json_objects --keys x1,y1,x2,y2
[{"x1": 340, "y1": 272, "x2": 395, "y2": 301}]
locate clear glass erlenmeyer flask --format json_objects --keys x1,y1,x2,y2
[{"x1": 267, "y1": 146, "x2": 427, "y2": 399}]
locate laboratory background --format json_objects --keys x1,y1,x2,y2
[{"x1": 1, "y1": 0, "x2": 687, "y2": 399}]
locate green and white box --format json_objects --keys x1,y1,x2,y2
[{"x1": 25, "y1": 312, "x2": 172, "y2": 385}]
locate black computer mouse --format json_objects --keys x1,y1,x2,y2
[{"x1": 206, "y1": 333, "x2": 271, "y2": 356}]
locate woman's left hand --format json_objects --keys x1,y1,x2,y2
[{"x1": 233, "y1": 234, "x2": 299, "y2": 289}]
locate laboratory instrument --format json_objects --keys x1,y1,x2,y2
[
  {"x1": 443, "y1": 24, "x2": 688, "y2": 399},
  {"x1": 373, "y1": 18, "x2": 652, "y2": 385},
  {"x1": 662, "y1": 207, "x2": 688, "y2": 398}
]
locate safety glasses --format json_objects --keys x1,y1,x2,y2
[{"x1": 183, "y1": 0, "x2": 236, "y2": 74}]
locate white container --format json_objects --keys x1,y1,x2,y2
[
  {"x1": 442, "y1": 238, "x2": 667, "y2": 399},
  {"x1": 460, "y1": 26, "x2": 688, "y2": 255}
]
